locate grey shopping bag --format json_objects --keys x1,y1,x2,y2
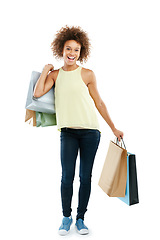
[{"x1": 25, "y1": 71, "x2": 56, "y2": 114}]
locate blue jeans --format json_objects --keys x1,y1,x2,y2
[{"x1": 60, "y1": 127, "x2": 101, "y2": 220}]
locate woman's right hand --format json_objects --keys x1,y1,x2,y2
[{"x1": 43, "y1": 64, "x2": 54, "y2": 72}]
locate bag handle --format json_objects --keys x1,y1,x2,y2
[{"x1": 116, "y1": 137, "x2": 126, "y2": 150}]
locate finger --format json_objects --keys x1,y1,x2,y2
[{"x1": 120, "y1": 133, "x2": 124, "y2": 139}]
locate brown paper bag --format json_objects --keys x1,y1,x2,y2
[
  {"x1": 25, "y1": 109, "x2": 36, "y2": 126},
  {"x1": 98, "y1": 141, "x2": 127, "y2": 197}
]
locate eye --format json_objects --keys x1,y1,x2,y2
[{"x1": 66, "y1": 47, "x2": 71, "y2": 50}]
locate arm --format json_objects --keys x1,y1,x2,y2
[
  {"x1": 33, "y1": 64, "x2": 54, "y2": 98},
  {"x1": 87, "y1": 70, "x2": 124, "y2": 141}
]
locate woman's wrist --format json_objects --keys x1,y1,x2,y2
[{"x1": 108, "y1": 121, "x2": 116, "y2": 132}]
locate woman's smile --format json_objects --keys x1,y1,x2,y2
[{"x1": 67, "y1": 56, "x2": 76, "y2": 61}]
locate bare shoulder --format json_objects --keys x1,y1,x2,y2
[
  {"x1": 81, "y1": 67, "x2": 96, "y2": 85},
  {"x1": 81, "y1": 67, "x2": 94, "y2": 76}
]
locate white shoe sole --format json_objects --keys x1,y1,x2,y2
[
  {"x1": 58, "y1": 229, "x2": 70, "y2": 236},
  {"x1": 75, "y1": 225, "x2": 89, "y2": 235}
]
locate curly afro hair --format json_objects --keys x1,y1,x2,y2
[{"x1": 50, "y1": 25, "x2": 91, "y2": 64}]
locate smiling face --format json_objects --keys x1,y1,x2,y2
[{"x1": 62, "y1": 40, "x2": 81, "y2": 66}]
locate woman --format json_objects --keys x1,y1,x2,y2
[{"x1": 33, "y1": 26, "x2": 123, "y2": 235}]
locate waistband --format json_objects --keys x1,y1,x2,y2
[{"x1": 61, "y1": 127, "x2": 101, "y2": 134}]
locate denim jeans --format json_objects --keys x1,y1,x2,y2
[{"x1": 60, "y1": 127, "x2": 101, "y2": 220}]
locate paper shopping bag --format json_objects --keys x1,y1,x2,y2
[
  {"x1": 25, "y1": 71, "x2": 56, "y2": 114},
  {"x1": 36, "y1": 112, "x2": 57, "y2": 127},
  {"x1": 25, "y1": 109, "x2": 36, "y2": 126},
  {"x1": 98, "y1": 140, "x2": 127, "y2": 197},
  {"x1": 118, "y1": 153, "x2": 139, "y2": 205}
]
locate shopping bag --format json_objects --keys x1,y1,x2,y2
[
  {"x1": 25, "y1": 71, "x2": 56, "y2": 114},
  {"x1": 118, "y1": 153, "x2": 139, "y2": 205},
  {"x1": 98, "y1": 138, "x2": 127, "y2": 197},
  {"x1": 25, "y1": 109, "x2": 36, "y2": 126},
  {"x1": 36, "y1": 112, "x2": 57, "y2": 127}
]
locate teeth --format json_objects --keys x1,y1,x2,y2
[{"x1": 68, "y1": 56, "x2": 75, "y2": 59}]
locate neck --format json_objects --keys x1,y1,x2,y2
[{"x1": 62, "y1": 63, "x2": 79, "y2": 71}]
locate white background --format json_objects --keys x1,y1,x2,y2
[{"x1": 0, "y1": 0, "x2": 160, "y2": 239}]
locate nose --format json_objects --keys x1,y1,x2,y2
[{"x1": 69, "y1": 48, "x2": 75, "y2": 55}]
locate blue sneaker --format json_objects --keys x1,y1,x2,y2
[
  {"x1": 58, "y1": 216, "x2": 73, "y2": 236},
  {"x1": 75, "y1": 219, "x2": 89, "y2": 235}
]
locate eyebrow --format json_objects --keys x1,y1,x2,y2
[{"x1": 65, "y1": 45, "x2": 80, "y2": 49}]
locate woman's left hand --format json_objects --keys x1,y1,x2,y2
[{"x1": 112, "y1": 128, "x2": 124, "y2": 142}]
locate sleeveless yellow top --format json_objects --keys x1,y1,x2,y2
[{"x1": 55, "y1": 66, "x2": 100, "y2": 132}]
